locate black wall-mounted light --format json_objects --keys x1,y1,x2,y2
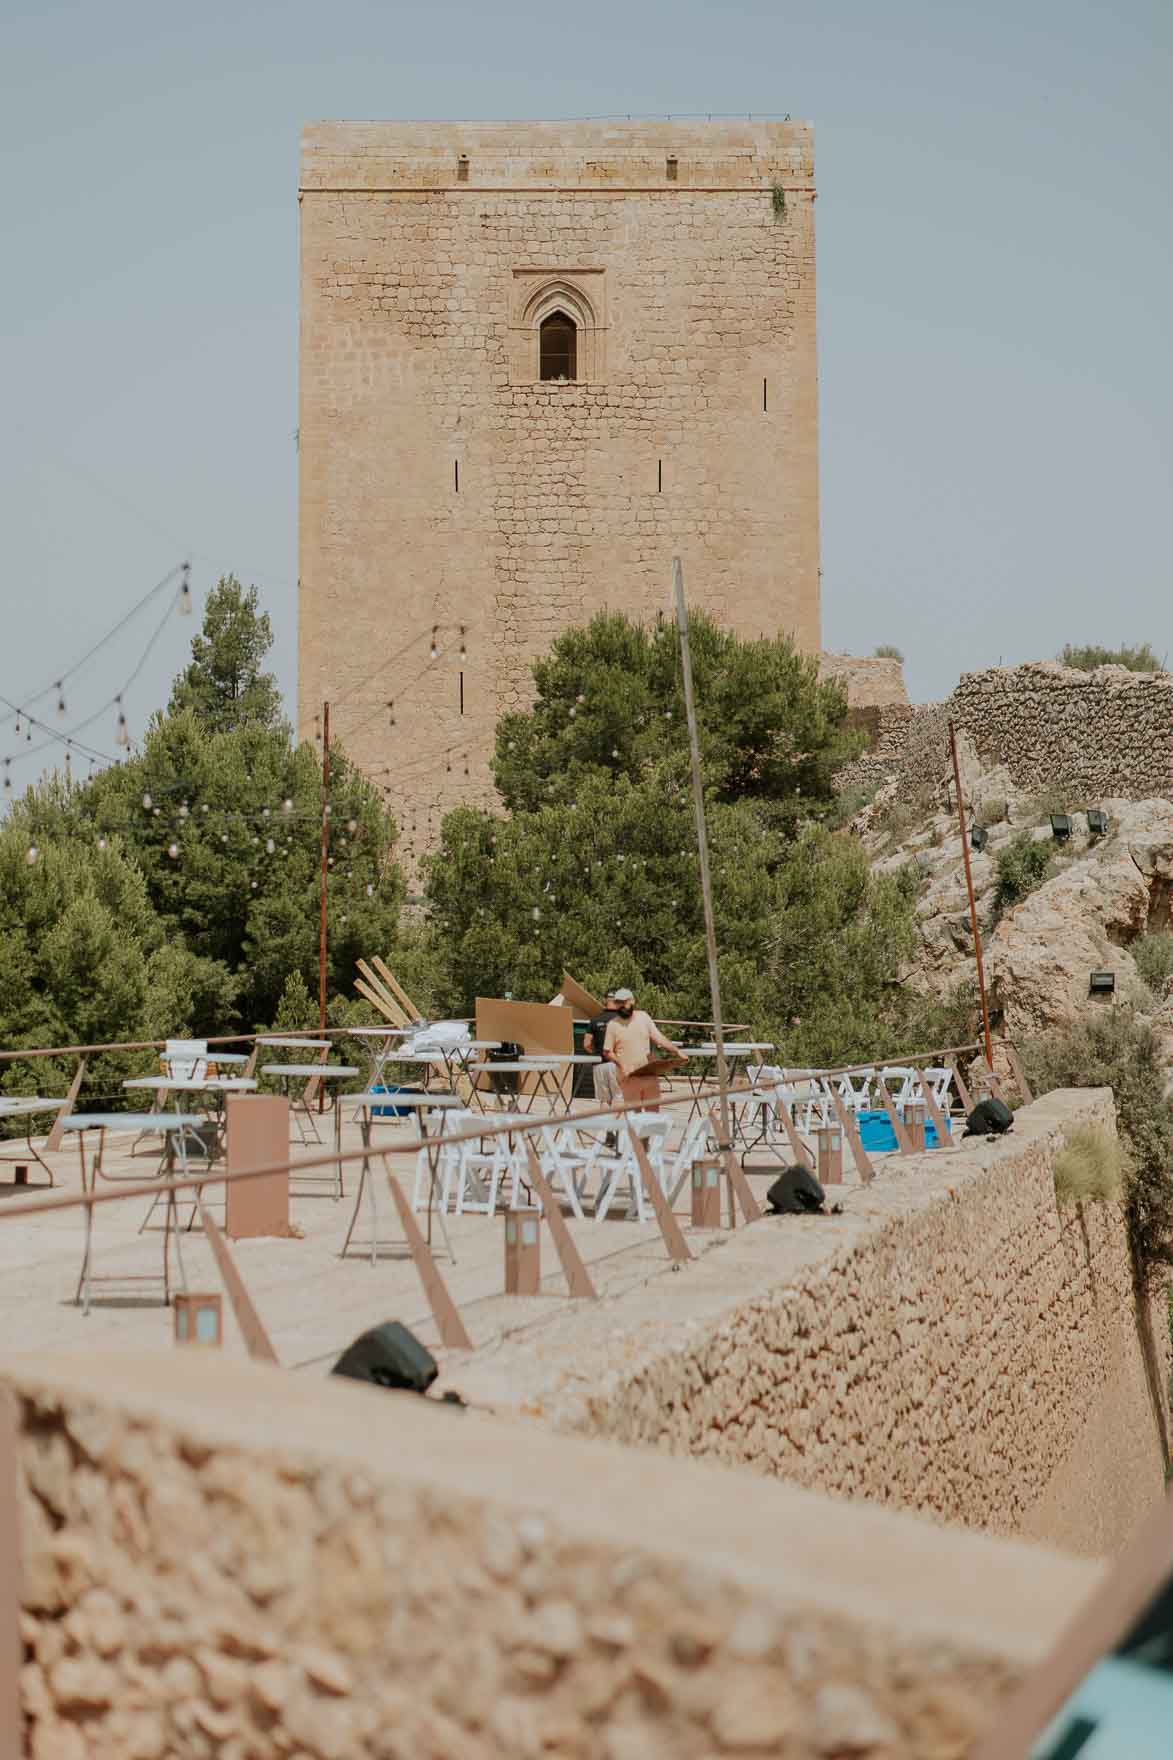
[
  {"x1": 970, "y1": 825, "x2": 988, "y2": 851},
  {"x1": 1089, "y1": 970, "x2": 1116, "y2": 996},
  {"x1": 1087, "y1": 808, "x2": 1109, "y2": 836},
  {"x1": 1051, "y1": 814, "x2": 1073, "y2": 841}
]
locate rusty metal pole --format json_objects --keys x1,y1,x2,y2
[
  {"x1": 318, "y1": 701, "x2": 330, "y2": 1108},
  {"x1": 673, "y1": 558, "x2": 736, "y2": 1224},
  {"x1": 948, "y1": 719, "x2": 994, "y2": 1069}
]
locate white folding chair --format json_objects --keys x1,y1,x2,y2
[
  {"x1": 595, "y1": 1114, "x2": 671, "y2": 1222},
  {"x1": 664, "y1": 1113, "x2": 716, "y2": 1208},
  {"x1": 924, "y1": 1067, "x2": 954, "y2": 1112},
  {"x1": 879, "y1": 1066, "x2": 917, "y2": 1114},
  {"x1": 162, "y1": 1039, "x2": 209, "y2": 1082},
  {"x1": 837, "y1": 1069, "x2": 875, "y2": 1114},
  {"x1": 528, "y1": 1122, "x2": 593, "y2": 1220}
]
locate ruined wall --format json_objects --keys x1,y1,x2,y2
[
  {"x1": 840, "y1": 662, "x2": 1173, "y2": 802},
  {"x1": 4, "y1": 1351, "x2": 1099, "y2": 1760},
  {"x1": 299, "y1": 120, "x2": 818, "y2": 850},
  {"x1": 468, "y1": 1091, "x2": 1169, "y2": 1557},
  {"x1": 818, "y1": 652, "x2": 908, "y2": 711}
]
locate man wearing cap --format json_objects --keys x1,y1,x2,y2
[{"x1": 604, "y1": 989, "x2": 682, "y2": 1108}]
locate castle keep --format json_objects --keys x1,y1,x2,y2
[{"x1": 298, "y1": 120, "x2": 819, "y2": 844}]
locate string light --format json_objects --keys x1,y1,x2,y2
[
  {"x1": 266, "y1": 838, "x2": 275, "y2": 854},
  {"x1": 283, "y1": 798, "x2": 293, "y2": 813},
  {"x1": 178, "y1": 563, "x2": 192, "y2": 616},
  {"x1": 97, "y1": 837, "x2": 107, "y2": 852},
  {"x1": 26, "y1": 845, "x2": 38, "y2": 865},
  {"x1": 179, "y1": 802, "x2": 189, "y2": 819},
  {"x1": 142, "y1": 792, "x2": 152, "y2": 810},
  {"x1": 168, "y1": 842, "x2": 179, "y2": 859},
  {"x1": 430, "y1": 627, "x2": 439, "y2": 661},
  {"x1": 55, "y1": 683, "x2": 66, "y2": 717},
  {"x1": 3, "y1": 762, "x2": 10, "y2": 801},
  {"x1": 114, "y1": 698, "x2": 129, "y2": 748},
  {"x1": 459, "y1": 627, "x2": 467, "y2": 661}
]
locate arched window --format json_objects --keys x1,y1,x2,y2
[{"x1": 540, "y1": 310, "x2": 577, "y2": 382}]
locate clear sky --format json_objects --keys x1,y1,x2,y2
[{"x1": 3, "y1": 0, "x2": 1170, "y2": 794}]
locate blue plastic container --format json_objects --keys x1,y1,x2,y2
[
  {"x1": 857, "y1": 1109, "x2": 951, "y2": 1152},
  {"x1": 368, "y1": 1084, "x2": 425, "y2": 1119}
]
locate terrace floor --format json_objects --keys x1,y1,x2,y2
[{"x1": 0, "y1": 1105, "x2": 873, "y2": 1385}]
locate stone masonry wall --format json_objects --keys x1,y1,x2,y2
[
  {"x1": 298, "y1": 121, "x2": 818, "y2": 852},
  {"x1": 4, "y1": 1352, "x2": 1099, "y2": 1760},
  {"x1": 461, "y1": 1090, "x2": 1169, "y2": 1556},
  {"x1": 838, "y1": 662, "x2": 1173, "y2": 803}
]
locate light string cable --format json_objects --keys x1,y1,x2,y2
[{"x1": 0, "y1": 563, "x2": 188, "y2": 741}]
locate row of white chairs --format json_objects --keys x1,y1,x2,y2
[
  {"x1": 737, "y1": 1065, "x2": 956, "y2": 1142},
  {"x1": 410, "y1": 1111, "x2": 714, "y2": 1223}
]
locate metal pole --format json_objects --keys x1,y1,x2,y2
[
  {"x1": 672, "y1": 558, "x2": 736, "y2": 1222},
  {"x1": 319, "y1": 702, "x2": 330, "y2": 1107},
  {"x1": 948, "y1": 719, "x2": 994, "y2": 1068}
]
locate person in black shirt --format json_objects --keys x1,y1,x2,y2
[{"x1": 584, "y1": 990, "x2": 621, "y2": 1146}]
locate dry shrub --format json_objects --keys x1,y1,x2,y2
[{"x1": 1054, "y1": 1125, "x2": 1125, "y2": 1204}]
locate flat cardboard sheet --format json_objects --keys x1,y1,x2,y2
[
  {"x1": 225, "y1": 1095, "x2": 291, "y2": 1239},
  {"x1": 475, "y1": 997, "x2": 575, "y2": 1101},
  {"x1": 558, "y1": 972, "x2": 605, "y2": 1020}
]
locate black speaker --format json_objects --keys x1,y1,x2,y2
[
  {"x1": 963, "y1": 1098, "x2": 1013, "y2": 1137},
  {"x1": 766, "y1": 1165, "x2": 826, "y2": 1215},
  {"x1": 331, "y1": 1322, "x2": 438, "y2": 1393}
]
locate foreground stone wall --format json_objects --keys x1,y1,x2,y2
[
  {"x1": 3, "y1": 1352, "x2": 1099, "y2": 1760},
  {"x1": 457, "y1": 1091, "x2": 1168, "y2": 1556},
  {"x1": 839, "y1": 661, "x2": 1173, "y2": 801}
]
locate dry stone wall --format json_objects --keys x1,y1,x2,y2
[
  {"x1": 840, "y1": 662, "x2": 1173, "y2": 802},
  {"x1": 3, "y1": 1352, "x2": 1099, "y2": 1760},
  {"x1": 461, "y1": 1091, "x2": 1168, "y2": 1556}
]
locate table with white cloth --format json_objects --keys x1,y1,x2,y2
[
  {"x1": 58, "y1": 1112, "x2": 204, "y2": 1314},
  {"x1": 343, "y1": 1092, "x2": 461, "y2": 1264},
  {"x1": 0, "y1": 1096, "x2": 68, "y2": 1186}
]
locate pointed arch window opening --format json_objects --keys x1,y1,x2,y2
[{"x1": 540, "y1": 310, "x2": 577, "y2": 382}]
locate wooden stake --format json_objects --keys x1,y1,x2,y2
[
  {"x1": 706, "y1": 1110, "x2": 763, "y2": 1222},
  {"x1": 46, "y1": 1055, "x2": 87, "y2": 1153},
  {"x1": 198, "y1": 1201, "x2": 280, "y2": 1364},
  {"x1": 948, "y1": 1057, "x2": 974, "y2": 1114},
  {"x1": 948, "y1": 720, "x2": 994, "y2": 1067},
  {"x1": 628, "y1": 1132, "x2": 693, "y2": 1263},
  {"x1": 876, "y1": 1083, "x2": 914, "y2": 1156},
  {"x1": 916, "y1": 1073, "x2": 952, "y2": 1147},
  {"x1": 673, "y1": 559, "x2": 737, "y2": 1223},
  {"x1": 372, "y1": 957, "x2": 423, "y2": 1023},
  {"x1": 828, "y1": 1090, "x2": 876, "y2": 1185},
  {"x1": 382, "y1": 1161, "x2": 474, "y2": 1347},
  {"x1": 523, "y1": 1140, "x2": 598, "y2": 1298},
  {"x1": 1003, "y1": 1040, "x2": 1034, "y2": 1105}
]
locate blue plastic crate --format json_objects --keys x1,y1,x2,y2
[{"x1": 368, "y1": 1084, "x2": 425, "y2": 1119}]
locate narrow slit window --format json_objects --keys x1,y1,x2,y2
[
  {"x1": 454, "y1": 459, "x2": 460, "y2": 492},
  {"x1": 459, "y1": 672, "x2": 465, "y2": 715},
  {"x1": 763, "y1": 377, "x2": 768, "y2": 412},
  {"x1": 540, "y1": 310, "x2": 577, "y2": 382},
  {"x1": 657, "y1": 459, "x2": 662, "y2": 493}
]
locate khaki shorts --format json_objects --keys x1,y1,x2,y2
[{"x1": 592, "y1": 1061, "x2": 622, "y2": 1108}]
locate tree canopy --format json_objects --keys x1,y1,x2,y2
[
  {"x1": 168, "y1": 576, "x2": 284, "y2": 731},
  {"x1": 425, "y1": 611, "x2": 928, "y2": 1065}
]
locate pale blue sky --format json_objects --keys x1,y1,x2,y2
[{"x1": 3, "y1": 0, "x2": 1170, "y2": 791}]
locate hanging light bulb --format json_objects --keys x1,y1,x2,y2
[
  {"x1": 202, "y1": 803, "x2": 210, "y2": 814},
  {"x1": 266, "y1": 837, "x2": 275, "y2": 854},
  {"x1": 179, "y1": 562, "x2": 193, "y2": 615},
  {"x1": 347, "y1": 818, "x2": 357, "y2": 833},
  {"x1": 2, "y1": 763, "x2": 10, "y2": 801},
  {"x1": 115, "y1": 698, "x2": 129, "y2": 748},
  {"x1": 221, "y1": 832, "x2": 228, "y2": 844},
  {"x1": 55, "y1": 682, "x2": 66, "y2": 717},
  {"x1": 179, "y1": 802, "x2": 189, "y2": 819},
  {"x1": 366, "y1": 883, "x2": 374, "y2": 897},
  {"x1": 26, "y1": 845, "x2": 38, "y2": 865},
  {"x1": 168, "y1": 842, "x2": 179, "y2": 859},
  {"x1": 283, "y1": 797, "x2": 293, "y2": 813},
  {"x1": 153, "y1": 808, "x2": 160, "y2": 818},
  {"x1": 459, "y1": 626, "x2": 467, "y2": 661},
  {"x1": 250, "y1": 879, "x2": 258, "y2": 890},
  {"x1": 97, "y1": 837, "x2": 107, "y2": 852},
  {"x1": 142, "y1": 792, "x2": 153, "y2": 810},
  {"x1": 430, "y1": 626, "x2": 439, "y2": 661},
  {"x1": 262, "y1": 805, "x2": 270, "y2": 819},
  {"x1": 14, "y1": 713, "x2": 22, "y2": 738}
]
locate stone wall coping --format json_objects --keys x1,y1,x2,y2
[
  {"x1": 1, "y1": 1346, "x2": 1097, "y2": 1669},
  {"x1": 446, "y1": 1089, "x2": 1113, "y2": 1420}
]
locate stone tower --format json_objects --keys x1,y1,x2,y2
[{"x1": 298, "y1": 120, "x2": 818, "y2": 854}]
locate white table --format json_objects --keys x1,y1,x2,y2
[
  {"x1": 678, "y1": 1044, "x2": 774, "y2": 1133},
  {"x1": 344, "y1": 1092, "x2": 462, "y2": 1264},
  {"x1": 260, "y1": 1062, "x2": 357, "y2": 1166},
  {"x1": 0, "y1": 1097, "x2": 68, "y2": 1186},
  {"x1": 59, "y1": 1113, "x2": 203, "y2": 1314},
  {"x1": 122, "y1": 1076, "x2": 259, "y2": 1170}
]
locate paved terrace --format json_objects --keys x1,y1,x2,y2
[{"x1": 0, "y1": 1105, "x2": 870, "y2": 1374}]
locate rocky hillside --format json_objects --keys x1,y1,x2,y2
[{"x1": 853, "y1": 735, "x2": 1173, "y2": 1076}]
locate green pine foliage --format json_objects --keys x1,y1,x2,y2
[
  {"x1": 1058, "y1": 641, "x2": 1164, "y2": 674},
  {"x1": 1, "y1": 577, "x2": 407, "y2": 1064},
  {"x1": 425, "y1": 613, "x2": 928, "y2": 1066}
]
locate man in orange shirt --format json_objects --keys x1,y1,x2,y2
[{"x1": 603, "y1": 989, "x2": 682, "y2": 1109}]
